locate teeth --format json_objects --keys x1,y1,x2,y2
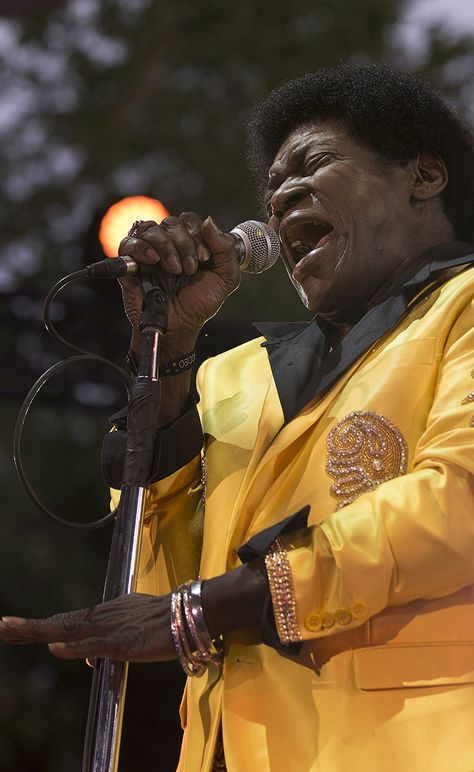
[{"x1": 290, "y1": 240, "x2": 310, "y2": 255}]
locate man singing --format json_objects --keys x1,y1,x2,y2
[{"x1": 2, "y1": 64, "x2": 474, "y2": 771}]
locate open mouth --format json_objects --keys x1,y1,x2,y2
[{"x1": 283, "y1": 219, "x2": 334, "y2": 263}]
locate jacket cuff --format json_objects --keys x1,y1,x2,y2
[
  {"x1": 238, "y1": 505, "x2": 310, "y2": 654},
  {"x1": 101, "y1": 398, "x2": 203, "y2": 489}
]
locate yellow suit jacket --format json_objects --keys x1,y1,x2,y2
[{"x1": 112, "y1": 256, "x2": 474, "y2": 772}]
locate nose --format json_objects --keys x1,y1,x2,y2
[{"x1": 270, "y1": 179, "x2": 309, "y2": 219}]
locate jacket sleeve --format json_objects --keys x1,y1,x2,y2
[
  {"x1": 108, "y1": 399, "x2": 205, "y2": 597},
  {"x1": 257, "y1": 296, "x2": 474, "y2": 645}
]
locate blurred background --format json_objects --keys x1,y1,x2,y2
[{"x1": 0, "y1": 0, "x2": 473, "y2": 769}]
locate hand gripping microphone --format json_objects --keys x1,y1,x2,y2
[{"x1": 85, "y1": 220, "x2": 280, "y2": 278}]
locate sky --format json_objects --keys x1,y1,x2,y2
[
  {"x1": 410, "y1": 0, "x2": 474, "y2": 27},
  {"x1": 0, "y1": 0, "x2": 473, "y2": 294},
  {"x1": 396, "y1": 0, "x2": 474, "y2": 56}
]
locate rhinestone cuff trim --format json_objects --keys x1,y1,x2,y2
[{"x1": 265, "y1": 537, "x2": 302, "y2": 644}]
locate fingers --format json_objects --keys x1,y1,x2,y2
[
  {"x1": 118, "y1": 213, "x2": 234, "y2": 280},
  {"x1": 117, "y1": 274, "x2": 143, "y2": 327},
  {"x1": 118, "y1": 214, "x2": 209, "y2": 277},
  {"x1": 0, "y1": 608, "x2": 93, "y2": 644},
  {"x1": 0, "y1": 594, "x2": 177, "y2": 663},
  {"x1": 179, "y1": 212, "x2": 211, "y2": 265},
  {"x1": 201, "y1": 215, "x2": 235, "y2": 258},
  {"x1": 47, "y1": 636, "x2": 145, "y2": 662},
  {"x1": 48, "y1": 636, "x2": 117, "y2": 660}
]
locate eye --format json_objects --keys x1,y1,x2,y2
[{"x1": 305, "y1": 154, "x2": 332, "y2": 175}]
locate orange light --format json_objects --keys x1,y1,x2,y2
[{"x1": 99, "y1": 195, "x2": 170, "y2": 257}]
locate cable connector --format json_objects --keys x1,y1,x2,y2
[{"x1": 86, "y1": 255, "x2": 138, "y2": 278}]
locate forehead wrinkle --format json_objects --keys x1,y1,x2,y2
[{"x1": 267, "y1": 141, "x2": 308, "y2": 191}]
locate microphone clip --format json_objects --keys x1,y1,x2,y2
[{"x1": 139, "y1": 286, "x2": 168, "y2": 332}]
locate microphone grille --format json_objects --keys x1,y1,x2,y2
[{"x1": 231, "y1": 220, "x2": 280, "y2": 274}]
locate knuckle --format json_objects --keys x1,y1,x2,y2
[
  {"x1": 127, "y1": 219, "x2": 157, "y2": 238},
  {"x1": 118, "y1": 237, "x2": 143, "y2": 257},
  {"x1": 179, "y1": 211, "x2": 202, "y2": 228},
  {"x1": 161, "y1": 216, "x2": 178, "y2": 228},
  {"x1": 118, "y1": 236, "x2": 132, "y2": 255},
  {"x1": 172, "y1": 231, "x2": 197, "y2": 252},
  {"x1": 52, "y1": 612, "x2": 77, "y2": 634}
]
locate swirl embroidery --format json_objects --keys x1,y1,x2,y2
[{"x1": 326, "y1": 411, "x2": 408, "y2": 509}]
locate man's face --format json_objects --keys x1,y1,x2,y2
[{"x1": 266, "y1": 123, "x2": 424, "y2": 324}]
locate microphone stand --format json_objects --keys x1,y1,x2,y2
[{"x1": 82, "y1": 280, "x2": 170, "y2": 772}]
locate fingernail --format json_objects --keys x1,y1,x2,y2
[
  {"x1": 145, "y1": 248, "x2": 158, "y2": 261},
  {"x1": 207, "y1": 216, "x2": 221, "y2": 234},
  {"x1": 1, "y1": 616, "x2": 25, "y2": 626},
  {"x1": 197, "y1": 244, "x2": 210, "y2": 262},
  {"x1": 49, "y1": 642, "x2": 66, "y2": 652},
  {"x1": 168, "y1": 255, "x2": 181, "y2": 272}
]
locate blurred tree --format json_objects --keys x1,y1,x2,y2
[{"x1": 0, "y1": 0, "x2": 473, "y2": 769}]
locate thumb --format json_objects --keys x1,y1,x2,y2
[{"x1": 201, "y1": 216, "x2": 236, "y2": 258}]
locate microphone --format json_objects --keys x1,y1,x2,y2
[{"x1": 86, "y1": 220, "x2": 280, "y2": 279}]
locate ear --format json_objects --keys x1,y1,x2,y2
[{"x1": 409, "y1": 154, "x2": 448, "y2": 201}]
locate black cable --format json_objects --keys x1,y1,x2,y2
[
  {"x1": 43, "y1": 269, "x2": 94, "y2": 356},
  {"x1": 14, "y1": 269, "x2": 132, "y2": 530},
  {"x1": 13, "y1": 354, "x2": 131, "y2": 530}
]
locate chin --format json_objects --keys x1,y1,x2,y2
[{"x1": 292, "y1": 275, "x2": 331, "y2": 314}]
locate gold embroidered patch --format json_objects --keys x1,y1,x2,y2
[{"x1": 326, "y1": 411, "x2": 408, "y2": 509}]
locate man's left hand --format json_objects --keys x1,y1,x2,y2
[{"x1": 0, "y1": 593, "x2": 176, "y2": 662}]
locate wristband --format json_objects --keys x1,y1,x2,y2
[
  {"x1": 126, "y1": 349, "x2": 195, "y2": 377},
  {"x1": 159, "y1": 351, "x2": 196, "y2": 376}
]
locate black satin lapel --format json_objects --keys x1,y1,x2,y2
[
  {"x1": 406, "y1": 245, "x2": 474, "y2": 295},
  {"x1": 256, "y1": 245, "x2": 474, "y2": 426},
  {"x1": 294, "y1": 293, "x2": 407, "y2": 417},
  {"x1": 294, "y1": 250, "x2": 474, "y2": 417},
  {"x1": 262, "y1": 322, "x2": 328, "y2": 423}
]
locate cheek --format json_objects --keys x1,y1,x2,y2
[{"x1": 268, "y1": 214, "x2": 279, "y2": 234}]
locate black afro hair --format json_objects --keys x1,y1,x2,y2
[{"x1": 247, "y1": 64, "x2": 474, "y2": 241}]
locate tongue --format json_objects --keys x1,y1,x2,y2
[{"x1": 315, "y1": 230, "x2": 333, "y2": 249}]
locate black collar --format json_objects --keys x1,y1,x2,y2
[{"x1": 254, "y1": 242, "x2": 474, "y2": 424}]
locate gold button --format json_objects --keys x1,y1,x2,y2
[
  {"x1": 304, "y1": 612, "x2": 322, "y2": 632},
  {"x1": 335, "y1": 607, "x2": 352, "y2": 626},
  {"x1": 321, "y1": 610, "x2": 335, "y2": 629},
  {"x1": 351, "y1": 601, "x2": 367, "y2": 619}
]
